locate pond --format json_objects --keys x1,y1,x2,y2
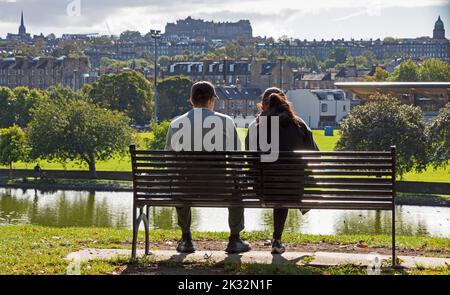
[{"x1": 1, "y1": 188, "x2": 449, "y2": 237}]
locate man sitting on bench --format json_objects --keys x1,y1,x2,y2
[{"x1": 164, "y1": 81, "x2": 252, "y2": 254}]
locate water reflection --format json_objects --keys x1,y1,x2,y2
[{"x1": 0, "y1": 188, "x2": 449, "y2": 237}]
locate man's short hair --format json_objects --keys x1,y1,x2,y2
[{"x1": 191, "y1": 81, "x2": 218, "y2": 106}]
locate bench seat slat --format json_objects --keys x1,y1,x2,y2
[
  {"x1": 132, "y1": 150, "x2": 391, "y2": 156},
  {"x1": 135, "y1": 200, "x2": 392, "y2": 210},
  {"x1": 134, "y1": 181, "x2": 393, "y2": 190}
]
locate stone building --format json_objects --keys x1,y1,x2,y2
[
  {"x1": 165, "y1": 16, "x2": 252, "y2": 41},
  {"x1": 293, "y1": 72, "x2": 335, "y2": 90},
  {"x1": 0, "y1": 56, "x2": 93, "y2": 89},
  {"x1": 433, "y1": 16, "x2": 446, "y2": 40},
  {"x1": 166, "y1": 60, "x2": 251, "y2": 85},
  {"x1": 255, "y1": 16, "x2": 449, "y2": 61},
  {"x1": 165, "y1": 58, "x2": 294, "y2": 91},
  {"x1": 6, "y1": 12, "x2": 32, "y2": 42},
  {"x1": 214, "y1": 83, "x2": 262, "y2": 125},
  {"x1": 249, "y1": 59, "x2": 294, "y2": 91}
]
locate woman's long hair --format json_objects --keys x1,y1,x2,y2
[
  {"x1": 257, "y1": 87, "x2": 286, "y2": 111},
  {"x1": 257, "y1": 88, "x2": 300, "y2": 127}
]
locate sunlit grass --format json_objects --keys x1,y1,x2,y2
[{"x1": 1, "y1": 225, "x2": 449, "y2": 275}]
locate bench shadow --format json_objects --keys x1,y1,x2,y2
[{"x1": 271, "y1": 253, "x2": 312, "y2": 265}]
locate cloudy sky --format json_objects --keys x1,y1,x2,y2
[{"x1": 0, "y1": 0, "x2": 449, "y2": 40}]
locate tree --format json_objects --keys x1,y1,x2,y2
[
  {"x1": 0, "y1": 125, "x2": 28, "y2": 176},
  {"x1": 363, "y1": 66, "x2": 389, "y2": 82},
  {"x1": 87, "y1": 70, "x2": 153, "y2": 125},
  {"x1": 158, "y1": 56, "x2": 171, "y2": 68},
  {"x1": 388, "y1": 59, "x2": 419, "y2": 81},
  {"x1": 51, "y1": 40, "x2": 87, "y2": 58},
  {"x1": 329, "y1": 47, "x2": 349, "y2": 64},
  {"x1": 418, "y1": 58, "x2": 450, "y2": 82},
  {"x1": 145, "y1": 121, "x2": 171, "y2": 150},
  {"x1": 0, "y1": 87, "x2": 15, "y2": 128},
  {"x1": 157, "y1": 76, "x2": 193, "y2": 121},
  {"x1": 0, "y1": 87, "x2": 46, "y2": 128},
  {"x1": 120, "y1": 30, "x2": 142, "y2": 41},
  {"x1": 28, "y1": 100, "x2": 134, "y2": 176},
  {"x1": 336, "y1": 93, "x2": 428, "y2": 176},
  {"x1": 426, "y1": 103, "x2": 450, "y2": 169}
]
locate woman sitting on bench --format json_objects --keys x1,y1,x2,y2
[{"x1": 245, "y1": 87, "x2": 319, "y2": 254}]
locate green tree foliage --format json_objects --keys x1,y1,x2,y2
[
  {"x1": 426, "y1": 103, "x2": 450, "y2": 169},
  {"x1": 157, "y1": 56, "x2": 171, "y2": 68},
  {"x1": 363, "y1": 67, "x2": 389, "y2": 82},
  {"x1": 388, "y1": 58, "x2": 450, "y2": 82},
  {"x1": 145, "y1": 121, "x2": 171, "y2": 150},
  {"x1": 329, "y1": 47, "x2": 349, "y2": 64},
  {"x1": 15, "y1": 39, "x2": 48, "y2": 57},
  {"x1": 119, "y1": 30, "x2": 142, "y2": 41},
  {"x1": 87, "y1": 70, "x2": 153, "y2": 125},
  {"x1": 157, "y1": 76, "x2": 193, "y2": 121},
  {"x1": 225, "y1": 42, "x2": 250, "y2": 60},
  {"x1": 46, "y1": 84, "x2": 82, "y2": 103},
  {"x1": 336, "y1": 93, "x2": 428, "y2": 176},
  {"x1": 28, "y1": 100, "x2": 134, "y2": 176},
  {"x1": 345, "y1": 50, "x2": 379, "y2": 69},
  {"x1": 418, "y1": 58, "x2": 450, "y2": 82},
  {"x1": 0, "y1": 125, "x2": 28, "y2": 173},
  {"x1": 51, "y1": 40, "x2": 87, "y2": 58},
  {"x1": 389, "y1": 59, "x2": 419, "y2": 81},
  {"x1": 303, "y1": 55, "x2": 321, "y2": 72},
  {"x1": 0, "y1": 87, "x2": 46, "y2": 128}
]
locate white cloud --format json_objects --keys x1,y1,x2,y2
[{"x1": 0, "y1": 0, "x2": 448, "y2": 39}]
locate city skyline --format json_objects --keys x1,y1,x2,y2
[{"x1": 0, "y1": 0, "x2": 449, "y2": 40}]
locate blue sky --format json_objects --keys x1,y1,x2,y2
[{"x1": 0, "y1": 0, "x2": 449, "y2": 40}]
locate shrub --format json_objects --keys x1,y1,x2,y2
[{"x1": 336, "y1": 93, "x2": 428, "y2": 176}]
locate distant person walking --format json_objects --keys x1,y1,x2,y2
[{"x1": 33, "y1": 164, "x2": 45, "y2": 179}]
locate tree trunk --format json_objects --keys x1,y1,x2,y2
[
  {"x1": 9, "y1": 162, "x2": 12, "y2": 179},
  {"x1": 87, "y1": 158, "x2": 97, "y2": 179}
]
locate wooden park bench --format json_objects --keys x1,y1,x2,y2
[{"x1": 129, "y1": 145, "x2": 397, "y2": 266}]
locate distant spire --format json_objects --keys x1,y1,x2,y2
[{"x1": 18, "y1": 11, "x2": 26, "y2": 35}]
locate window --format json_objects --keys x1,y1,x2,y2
[
  {"x1": 343, "y1": 105, "x2": 346, "y2": 112},
  {"x1": 321, "y1": 104, "x2": 328, "y2": 113}
]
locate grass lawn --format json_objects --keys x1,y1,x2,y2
[
  {"x1": 1, "y1": 129, "x2": 449, "y2": 183},
  {"x1": 0, "y1": 225, "x2": 448, "y2": 275}
]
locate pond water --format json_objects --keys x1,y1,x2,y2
[{"x1": 1, "y1": 188, "x2": 449, "y2": 237}]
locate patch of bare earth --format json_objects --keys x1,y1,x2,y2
[{"x1": 122, "y1": 264, "x2": 228, "y2": 275}]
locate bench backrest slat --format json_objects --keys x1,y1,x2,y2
[{"x1": 130, "y1": 147, "x2": 395, "y2": 210}]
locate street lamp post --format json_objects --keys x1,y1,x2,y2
[
  {"x1": 150, "y1": 29, "x2": 161, "y2": 124},
  {"x1": 277, "y1": 56, "x2": 285, "y2": 90}
]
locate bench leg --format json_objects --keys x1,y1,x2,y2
[
  {"x1": 131, "y1": 206, "x2": 138, "y2": 259},
  {"x1": 144, "y1": 205, "x2": 150, "y2": 256},
  {"x1": 392, "y1": 207, "x2": 396, "y2": 267},
  {"x1": 131, "y1": 206, "x2": 151, "y2": 259}
]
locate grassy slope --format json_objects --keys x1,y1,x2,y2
[
  {"x1": 1, "y1": 129, "x2": 449, "y2": 182},
  {"x1": 1, "y1": 225, "x2": 449, "y2": 275}
]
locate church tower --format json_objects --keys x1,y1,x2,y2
[
  {"x1": 433, "y1": 15, "x2": 445, "y2": 39},
  {"x1": 18, "y1": 11, "x2": 26, "y2": 36}
]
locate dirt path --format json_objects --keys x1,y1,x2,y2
[{"x1": 131, "y1": 239, "x2": 450, "y2": 258}]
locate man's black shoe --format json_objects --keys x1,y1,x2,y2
[
  {"x1": 176, "y1": 233, "x2": 195, "y2": 253},
  {"x1": 225, "y1": 236, "x2": 251, "y2": 254}
]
